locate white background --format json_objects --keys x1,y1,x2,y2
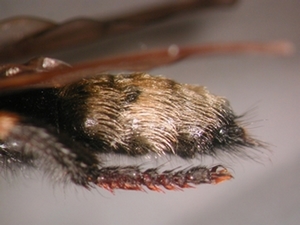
[{"x1": 0, "y1": 0, "x2": 299, "y2": 224}]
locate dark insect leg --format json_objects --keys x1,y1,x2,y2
[
  {"x1": 95, "y1": 165, "x2": 232, "y2": 193},
  {"x1": 0, "y1": 111, "x2": 232, "y2": 192},
  {"x1": 0, "y1": 112, "x2": 100, "y2": 187}
]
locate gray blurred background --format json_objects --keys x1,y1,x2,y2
[{"x1": 0, "y1": 0, "x2": 299, "y2": 224}]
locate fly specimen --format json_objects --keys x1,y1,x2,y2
[{"x1": 0, "y1": 0, "x2": 292, "y2": 192}]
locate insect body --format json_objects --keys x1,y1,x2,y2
[
  {"x1": 0, "y1": 57, "x2": 263, "y2": 192},
  {"x1": 0, "y1": 0, "x2": 284, "y2": 193}
]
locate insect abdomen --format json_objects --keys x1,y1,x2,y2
[{"x1": 58, "y1": 73, "x2": 261, "y2": 158}]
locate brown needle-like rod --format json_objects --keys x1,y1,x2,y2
[{"x1": 0, "y1": 41, "x2": 293, "y2": 92}]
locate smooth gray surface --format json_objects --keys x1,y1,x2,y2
[{"x1": 0, "y1": 0, "x2": 299, "y2": 225}]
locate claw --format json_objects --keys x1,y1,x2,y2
[{"x1": 210, "y1": 165, "x2": 234, "y2": 184}]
